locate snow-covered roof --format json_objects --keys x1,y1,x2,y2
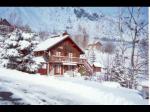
[
  {"x1": 93, "y1": 62, "x2": 102, "y2": 67},
  {"x1": 88, "y1": 39, "x2": 102, "y2": 45},
  {"x1": 33, "y1": 34, "x2": 69, "y2": 51},
  {"x1": 33, "y1": 34, "x2": 84, "y2": 54},
  {"x1": 80, "y1": 54, "x2": 86, "y2": 59},
  {"x1": 33, "y1": 56, "x2": 46, "y2": 63}
]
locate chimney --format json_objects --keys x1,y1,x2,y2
[{"x1": 62, "y1": 31, "x2": 68, "y2": 36}]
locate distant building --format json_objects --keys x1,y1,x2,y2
[
  {"x1": 88, "y1": 40, "x2": 102, "y2": 50},
  {"x1": 0, "y1": 18, "x2": 14, "y2": 35},
  {"x1": 93, "y1": 62, "x2": 102, "y2": 73}
]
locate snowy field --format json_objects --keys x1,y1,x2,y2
[{"x1": 0, "y1": 68, "x2": 148, "y2": 105}]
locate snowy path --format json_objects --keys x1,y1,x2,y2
[{"x1": 0, "y1": 68, "x2": 148, "y2": 105}]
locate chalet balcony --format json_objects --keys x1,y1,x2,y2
[{"x1": 49, "y1": 56, "x2": 85, "y2": 64}]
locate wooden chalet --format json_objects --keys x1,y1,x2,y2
[
  {"x1": 0, "y1": 18, "x2": 14, "y2": 35},
  {"x1": 33, "y1": 32, "x2": 94, "y2": 75},
  {"x1": 88, "y1": 40, "x2": 102, "y2": 50}
]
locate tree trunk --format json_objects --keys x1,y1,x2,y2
[{"x1": 131, "y1": 41, "x2": 135, "y2": 68}]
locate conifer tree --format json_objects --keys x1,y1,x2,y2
[{"x1": 1, "y1": 28, "x2": 40, "y2": 73}]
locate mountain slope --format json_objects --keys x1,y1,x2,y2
[{"x1": 0, "y1": 7, "x2": 116, "y2": 38}]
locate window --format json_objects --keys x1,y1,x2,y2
[
  {"x1": 56, "y1": 52, "x2": 61, "y2": 61},
  {"x1": 69, "y1": 53, "x2": 73, "y2": 57},
  {"x1": 68, "y1": 53, "x2": 73, "y2": 62},
  {"x1": 56, "y1": 52, "x2": 61, "y2": 56}
]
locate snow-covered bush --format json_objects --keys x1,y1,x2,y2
[
  {"x1": 6, "y1": 49, "x2": 20, "y2": 57},
  {"x1": 75, "y1": 72, "x2": 81, "y2": 77},
  {"x1": 26, "y1": 62, "x2": 40, "y2": 73},
  {"x1": 18, "y1": 40, "x2": 31, "y2": 50},
  {"x1": 64, "y1": 72, "x2": 70, "y2": 77},
  {"x1": 110, "y1": 49, "x2": 131, "y2": 88},
  {"x1": 22, "y1": 32, "x2": 34, "y2": 40},
  {"x1": 84, "y1": 76, "x2": 91, "y2": 80},
  {"x1": 84, "y1": 72, "x2": 105, "y2": 82},
  {"x1": 0, "y1": 28, "x2": 40, "y2": 73},
  {"x1": 64, "y1": 71, "x2": 81, "y2": 77},
  {"x1": 94, "y1": 73, "x2": 105, "y2": 81},
  {"x1": 17, "y1": 54, "x2": 41, "y2": 73},
  {"x1": 0, "y1": 59, "x2": 9, "y2": 67}
]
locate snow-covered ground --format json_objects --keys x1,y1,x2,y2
[{"x1": 0, "y1": 68, "x2": 148, "y2": 105}]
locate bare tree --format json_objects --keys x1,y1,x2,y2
[
  {"x1": 109, "y1": 8, "x2": 129, "y2": 87},
  {"x1": 102, "y1": 42, "x2": 116, "y2": 81},
  {"x1": 74, "y1": 34, "x2": 81, "y2": 46},
  {"x1": 82, "y1": 27, "x2": 89, "y2": 49},
  {"x1": 39, "y1": 31, "x2": 50, "y2": 41},
  {"x1": 103, "y1": 7, "x2": 148, "y2": 88},
  {"x1": 73, "y1": 24, "x2": 89, "y2": 50},
  {"x1": 123, "y1": 7, "x2": 148, "y2": 88},
  {"x1": 138, "y1": 37, "x2": 148, "y2": 76},
  {"x1": 8, "y1": 12, "x2": 17, "y2": 25}
]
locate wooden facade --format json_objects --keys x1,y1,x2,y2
[{"x1": 34, "y1": 34, "x2": 93, "y2": 75}]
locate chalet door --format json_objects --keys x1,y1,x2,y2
[
  {"x1": 55, "y1": 64, "x2": 61, "y2": 75},
  {"x1": 68, "y1": 65, "x2": 74, "y2": 71},
  {"x1": 50, "y1": 65, "x2": 54, "y2": 75},
  {"x1": 48, "y1": 63, "x2": 53, "y2": 75}
]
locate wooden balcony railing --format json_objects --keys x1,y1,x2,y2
[{"x1": 49, "y1": 55, "x2": 86, "y2": 64}]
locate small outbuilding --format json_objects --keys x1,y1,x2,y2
[{"x1": 93, "y1": 62, "x2": 102, "y2": 73}]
